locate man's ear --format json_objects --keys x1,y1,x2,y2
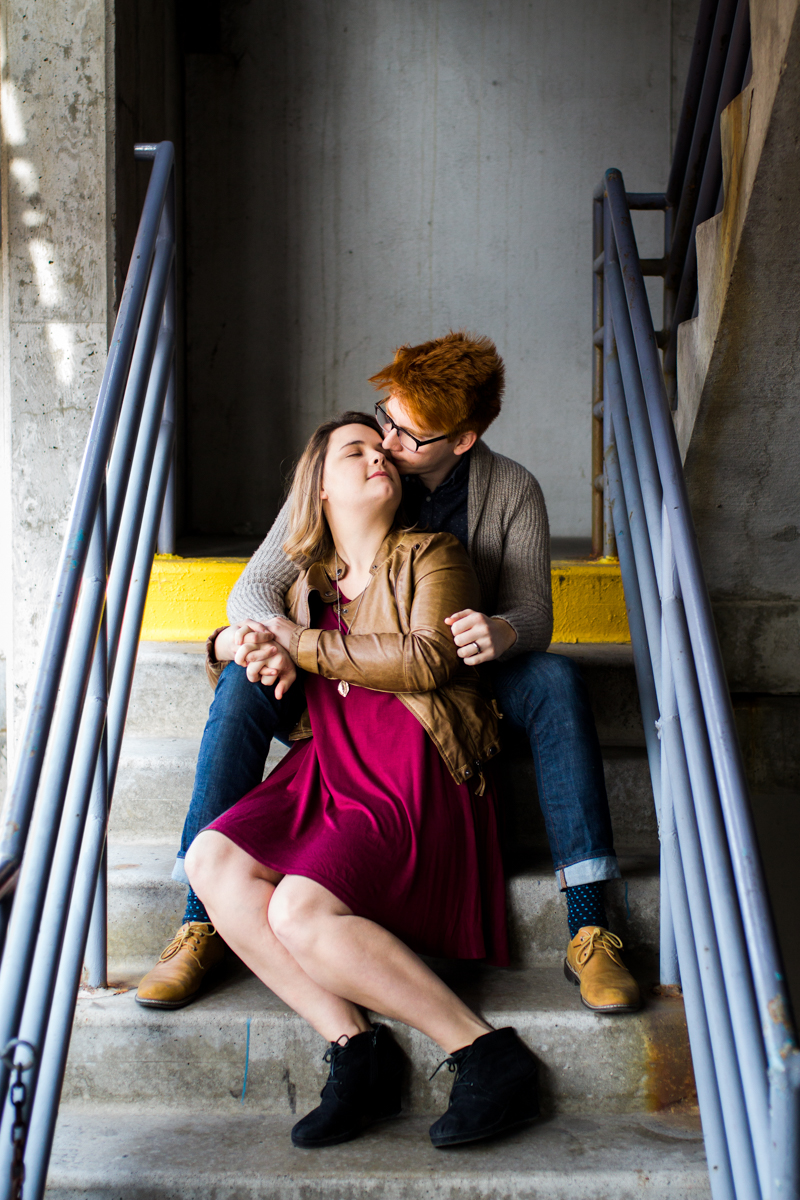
[{"x1": 453, "y1": 430, "x2": 478, "y2": 456}]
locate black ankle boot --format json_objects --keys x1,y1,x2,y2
[
  {"x1": 291, "y1": 1024, "x2": 404, "y2": 1148},
  {"x1": 428, "y1": 1026, "x2": 539, "y2": 1148}
]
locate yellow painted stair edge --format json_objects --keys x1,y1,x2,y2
[
  {"x1": 141, "y1": 555, "x2": 630, "y2": 644},
  {"x1": 550, "y1": 558, "x2": 630, "y2": 644}
]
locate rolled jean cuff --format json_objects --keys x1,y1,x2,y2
[
  {"x1": 172, "y1": 854, "x2": 190, "y2": 886},
  {"x1": 555, "y1": 855, "x2": 620, "y2": 890}
]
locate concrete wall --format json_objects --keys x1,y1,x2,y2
[
  {"x1": 0, "y1": 0, "x2": 697, "y2": 758},
  {"x1": 183, "y1": 0, "x2": 688, "y2": 542},
  {"x1": 0, "y1": 0, "x2": 113, "y2": 750}
]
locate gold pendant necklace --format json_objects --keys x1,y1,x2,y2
[{"x1": 333, "y1": 550, "x2": 368, "y2": 698}]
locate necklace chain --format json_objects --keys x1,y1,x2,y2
[{"x1": 333, "y1": 550, "x2": 370, "y2": 697}]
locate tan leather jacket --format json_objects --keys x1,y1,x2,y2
[{"x1": 284, "y1": 529, "x2": 501, "y2": 789}]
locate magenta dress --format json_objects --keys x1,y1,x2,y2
[{"x1": 208, "y1": 598, "x2": 508, "y2": 965}]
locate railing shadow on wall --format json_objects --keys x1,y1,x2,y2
[{"x1": 0, "y1": 141, "x2": 176, "y2": 1200}]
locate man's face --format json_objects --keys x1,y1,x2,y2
[{"x1": 378, "y1": 395, "x2": 460, "y2": 477}]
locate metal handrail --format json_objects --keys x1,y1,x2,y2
[
  {"x1": 598, "y1": 164, "x2": 800, "y2": 1200},
  {"x1": 591, "y1": 0, "x2": 751, "y2": 555},
  {"x1": 0, "y1": 141, "x2": 177, "y2": 1200}
]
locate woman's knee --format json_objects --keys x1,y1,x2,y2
[
  {"x1": 185, "y1": 831, "x2": 234, "y2": 897},
  {"x1": 269, "y1": 877, "x2": 340, "y2": 953}
]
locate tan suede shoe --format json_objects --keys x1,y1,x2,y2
[
  {"x1": 564, "y1": 926, "x2": 641, "y2": 1014},
  {"x1": 135, "y1": 922, "x2": 225, "y2": 1009}
]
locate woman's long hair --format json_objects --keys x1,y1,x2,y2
[{"x1": 283, "y1": 411, "x2": 394, "y2": 567}]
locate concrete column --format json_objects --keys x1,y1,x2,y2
[{"x1": 0, "y1": 0, "x2": 113, "y2": 764}]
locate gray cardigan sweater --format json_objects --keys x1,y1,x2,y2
[{"x1": 227, "y1": 439, "x2": 553, "y2": 658}]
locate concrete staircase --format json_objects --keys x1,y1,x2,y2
[{"x1": 46, "y1": 642, "x2": 711, "y2": 1197}]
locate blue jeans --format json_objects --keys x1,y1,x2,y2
[
  {"x1": 173, "y1": 651, "x2": 619, "y2": 890},
  {"x1": 489, "y1": 652, "x2": 618, "y2": 887}
]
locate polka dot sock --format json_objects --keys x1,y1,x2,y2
[
  {"x1": 182, "y1": 888, "x2": 211, "y2": 925},
  {"x1": 565, "y1": 881, "x2": 608, "y2": 939}
]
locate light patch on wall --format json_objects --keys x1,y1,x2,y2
[
  {"x1": 10, "y1": 158, "x2": 38, "y2": 198},
  {"x1": 21, "y1": 210, "x2": 45, "y2": 227},
  {"x1": 46, "y1": 324, "x2": 74, "y2": 385},
  {"x1": 29, "y1": 241, "x2": 60, "y2": 308},
  {"x1": 1, "y1": 81, "x2": 26, "y2": 146}
]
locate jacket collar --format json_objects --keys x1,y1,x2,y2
[{"x1": 302, "y1": 527, "x2": 410, "y2": 610}]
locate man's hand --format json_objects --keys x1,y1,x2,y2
[
  {"x1": 250, "y1": 643, "x2": 297, "y2": 697},
  {"x1": 445, "y1": 610, "x2": 517, "y2": 665}
]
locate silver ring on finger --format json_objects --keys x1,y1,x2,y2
[{"x1": 471, "y1": 641, "x2": 480, "y2": 656}]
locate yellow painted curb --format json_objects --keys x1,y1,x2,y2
[
  {"x1": 141, "y1": 555, "x2": 630, "y2": 644},
  {"x1": 141, "y1": 557, "x2": 249, "y2": 641},
  {"x1": 551, "y1": 558, "x2": 630, "y2": 644}
]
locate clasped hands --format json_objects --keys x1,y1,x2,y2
[
  {"x1": 214, "y1": 619, "x2": 298, "y2": 696},
  {"x1": 218, "y1": 608, "x2": 515, "y2": 691}
]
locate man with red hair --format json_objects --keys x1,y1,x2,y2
[{"x1": 136, "y1": 332, "x2": 640, "y2": 1019}]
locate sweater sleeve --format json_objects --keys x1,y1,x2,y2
[
  {"x1": 226, "y1": 499, "x2": 301, "y2": 624},
  {"x1": 491, "y1": 465, "x2": 553, "y2": 658},
  {"x1": 293, "y1": 537, "x2": 480, "y2": 692}
]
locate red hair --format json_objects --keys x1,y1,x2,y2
[{"x1": 368, "y1": 330, "x2": 504, "y2": 438}]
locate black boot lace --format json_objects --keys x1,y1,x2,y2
[
  {"x1": 322, "y1": 1034, "x2": 351, "y2": 1080},
  {"x1": 430, "y1": 1050, "x2": 475, "y2": 1090},
  {"x1": 429, "y1": 1056, "x2": 457, "y2": 1082}
]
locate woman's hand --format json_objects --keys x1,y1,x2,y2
[
  {"x1": 266, "y1": 615, "x2": 303, "y2": 655},
  {"x1": 445, "y1": 610, "x2": 517, "y2": 665}
]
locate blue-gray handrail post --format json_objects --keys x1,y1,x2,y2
[
  {"x1": 0, "y1": 145, "x2": 174, "y2": 902},
  {"x1": 144, "y1": 140, "x2": 178, "y2": 557},
  {"x1": 0, "y1": 140, "x2": 178, "y2": 1200},
  {"x1": 606, "y1": 411, "x2": 734, "y2": 1197},
  {"x1": 596, "y1": 161, "x2": 800, "y2": 1200}
]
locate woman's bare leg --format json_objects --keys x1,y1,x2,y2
[
  {"x1": 269, "y1": 876, "x2": 491, "y2": 1055},
  {"x1": 186, "y1": 831, "x2": 370, "y2": 1042}
]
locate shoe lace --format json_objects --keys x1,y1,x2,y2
[
  {"x1": 576, "y1": 927, "x2": 624, "y2": 969},
  {"x1": 429, "y1": 1056, "x2": 458, "y2": 1082},
  {"x1": 322, "y1": 1033, "x2": 351, "y2": 1079},
  {"x1": 429, "y1": 1051, "x2": 476, "y2": 1109},
  {"x1": 158, "y1": 923, "x2": 216, "y2": 963}
]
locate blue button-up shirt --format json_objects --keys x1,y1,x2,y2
[{"x1": 402, "y1": 450, "x2": 471, "y2": 549}]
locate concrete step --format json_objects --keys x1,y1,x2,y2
[
  {"x1": 46, "y1": 1108, "x2": 711, "y2": 1199},
  {"x1": 105, "y1": 841, "x2": 661, "y2": 975},
  {"x1": 109, "y1": 737, "x2": 288, "y2": 844},
  {"x1": 109, "y1": 735, "x2": 658, "y2": 856},
  {"x1": 125, "y1": 642, "x2": 646, "y2": 747},
  {"x1": 126, "y1": 644, "x2": 211, "y2": 739},
  {"x1": 65, "y1": 963, "x2": 692, "y2": 1117}
]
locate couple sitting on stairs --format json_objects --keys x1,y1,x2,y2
[{"x1": 136, "y1": 331, "x2": 641, "y2": 1150}]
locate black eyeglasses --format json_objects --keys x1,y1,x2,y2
[{"x1": 374, "y1": 402, "x2": 451, "y2": 454}]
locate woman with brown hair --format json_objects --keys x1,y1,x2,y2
[{"x1": 185, "y1": 411, "x2": 538, "y2": 1150}]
